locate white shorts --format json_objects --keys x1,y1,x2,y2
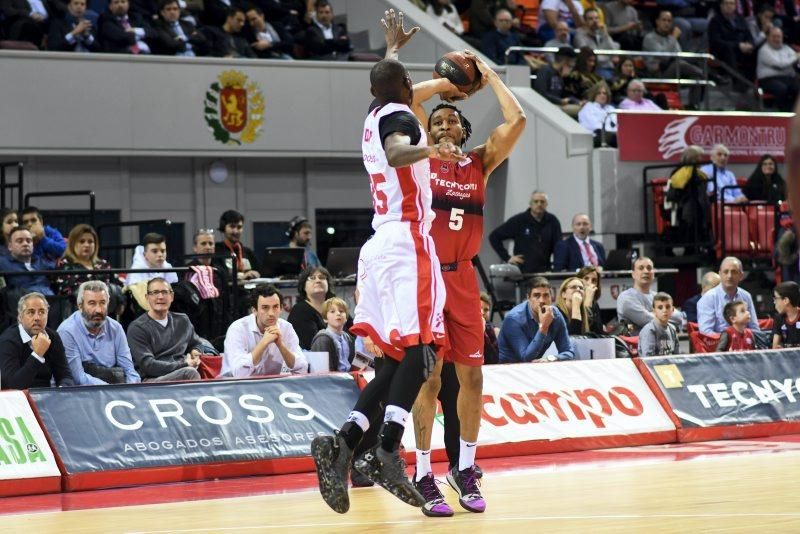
[{"x1": 351, "y1": 221, "x2": 447, "y2": 362}]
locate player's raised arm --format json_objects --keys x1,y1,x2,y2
[
  {"x1": 384, "y1": 133, "x2": 465, "y2": 168},
  {"x1": 382, "y1": 9, "x2": 419, "y2": 60},
  {"x1": 410, "y1": 79, "x2": 466, "y2": 144},
  {"x1": 465, "y1": 51, "x2": 527, "y2": 180}
]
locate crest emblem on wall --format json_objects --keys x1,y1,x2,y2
[{"x1": 204, "y1": 70, "x2": 264, "y2": 145}]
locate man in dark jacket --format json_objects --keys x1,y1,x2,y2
[
  {"x1": 708, "y1": 0, "x2": 755, "y2": 81},
  {"x1": 150, "y1": 0, "x2": 207, "y2": 56},
  {"x1": 303, "y1": 0, "x2": 350, "y2": 60},
  {"x1": 533, "y1": 46, "x2": 580, "y2": 116},
  {"x1": 245, "y1": 5, "x2": 293, "y2": 59},
  {"x1": 98, "y1": 0, "x2": 156, "y2": 53},
  {"x1": 203, "y1": 6, "x2": 255, "y2": 58},
  {"x1": 48, "y1": 0, "x2": 100, "y2": 52}
]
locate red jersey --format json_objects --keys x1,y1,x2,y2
[
  {"x1": 429, "y1": 152, "x2": 486, "y2": 263},
  {"x1": 724, "y1": 326, "x2": 755, "y2": 351}
]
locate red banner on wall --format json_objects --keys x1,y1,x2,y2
[{"x1": 616, "y1": 111, "x2": 792, "y2": 163}]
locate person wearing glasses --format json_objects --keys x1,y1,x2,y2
[{"x1": 126, "y1": 277, "x2": 203, "y2": 382}]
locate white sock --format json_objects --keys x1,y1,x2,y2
[
  {"x1": 346, "y1": 411, "x2": 369, "y2": 432},
  {"x1": 383, "y1": 405, "x2": 410, "y2": 426},
  {"x1": 459, "y1": 438, "x2": 477, "y2": 471},
  {"x1": 415, "y1": 449, "x2": 432, "y2": 481}
]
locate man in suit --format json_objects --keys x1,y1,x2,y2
[
  {"x1": 245, "y1": 5, "x2": 293, "y2": 59},
  {"x1": 98, "y1": 0, "x2": 155, "y2": 54},
  {"x1": 150, "y1": 0, "x2": 206, "y2": 56},
  {"x1": 48, "y1": 0, "x2": 100, "y2": 52},
  {"x1": 203, "y1": 6, "x2": 255, "y2": 58},
  {"x1": 0, "y1": 292, "x2": 74, "y2": 390},
  {"x1": 553, "y1": 213, "x2": 606, "y2": 271},
  {"x1": 0, "y1": 0, "x2": 54, "y2": 47},
  {"x1": 303, "y1": 0, "x2": 350, "y2": 60}
]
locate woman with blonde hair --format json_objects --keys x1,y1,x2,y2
[
  {"x1": 556, "y1": 277, "x2": 591, "y2": 335},
  {"x1": 576, "y1": 265, "x2": 605, "y2": 334},
  {"x1": 56, "y1": 223, "x2": 119, "y2": 297}
]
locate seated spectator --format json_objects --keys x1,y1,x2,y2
[
  {"x1": 757, "y1": 27, "x2": 800, "y2": 112},
  {"x1": 126, "y1": 277, "x2": 202, "y2": 381},
  {"x1": 578, "y1": 81, "x2": 617, "y2": 147},
  {"x1": 538, "y1": 0, "x2": 584, "y2": 42},
  {"x1": 125, "y1": 232, "x2": 178, "y2": 286},
  {"x1": 288, "y1": 266, "x2": 334, "y2": 349},
  {"x1": 426, "y1": 0, "x2": 464, "y2": 35},
  {"x1": 58, "y1": 280, "x2": 141, "y2": 385},
  {"x1": 697, "y1": 256, "x2": 759, "y2": 333},
  {"x1": 618, "y1": 80, "x2": 662, "y2": 111},
  {"x1": 616, "y1": 256, "x2": 682, "y2": 334},
  {"x1": 666, "y1": 145, "x2": 711, "y2": 246},
  {"x1": 555, "y1": 276, "x2": 593, "y2": 335},
  {"x1": 21, "y1": 206, "x2": 65, "y2": 263},
  {"x1": 48, "y1": 0, "x2": 100, "y2": 52},
  {"x1": 497, "y1": 276, "x2": 575, "y2": 362},
  {"x1": 503, "y1": 0, "x2": 542, "y2": 46},
  {"x1": 772, "y1": 281, "x2": 800, "y2": 348},
  {"x1": 573, "y1": 9, "x2": 619, "y2": 79},
  {"x1": 98, "y1": 0, "x2": 155, "y2": 54},
  {"x1": 544, "y1": 21, "x2": 572, "y2": 63},
  {"x1": 638, "y1": 292, "x2": 680, "y2": 356},
  {"x1": 554, "y1": 213, "x2": 606, "y2": 271},
  {"x1": 0, "y1": 292, "x2": 74, "y2": 390},
  {"x1": 481, "y1": 8, "x2": 524, "y2": 65},
  {"x1": 184, "y1": 228, "x2": 227, "y2": 341},
  {"x1": 221, "y1": 284, "x2": 307, "y2": 377},
  {"x1": 533, "y1": 46, "x2": 581, "y2": 117},
  {"x1": 303, "y1": 0, "x2": 351, "y2": 60},
  {"x1": 577, "y1": 265, "x2": 604, "y2": 333},
  {"x1": 602, "y1": 0, "x2": 642, "y2": 50},
  {"x1": 709, "y1": 0, "x2": 755, "y2": 82},
  {"x1": 700, "y1": 144, "x2": 747, "y2": 203},
  {"x1": 609, "y1": 57, "x2": 636, "y2": 105},
  {"x1": 746, "y1": 3, "x2": 776, "y2": 49},
  {"x1": 56, "y1": 224, "x2": 119, "y2": 299},
  {"x1": 744, "y1": 154, "x2": 785, "y2": 202},
  {"x1": 716, "y1": 300, "x2": 756, "y2": 351},
  {"x1": 309, "y1": 297, "x2": 354, "y2": 371},
  {"x1": 245, "y1": 5, "x2": 294, "y2": 59},
  {"x1": 204, "y1": 7, "x2": 255, "y2": 58},
  {"x1": 0, "y1": 208, "x2": 18, "y2": 258},
  {"x1": 214, "y1": 209, "x2": 260, "y2": 282},
  {"x1": 682, "y1": 271, "x2": 720, "y2": 323},
  {"x1": 0, "y1": 0, "x2": 51, "y2": 48},
  {"x1": 480, "y1": 291, "x2": 499, "y2": 365},
  {"x1": 150, "y1": 0, "x2": 207, "y2": 56},
  {"x1": 564, "y1": 47, "x2": 604, "y2": 101},
  {"x1": 0, "y1": 227, "x2": 55, "y2": 296},
  {"x1": 287, "y1": 216, "x2": 321, "y2": 269}
]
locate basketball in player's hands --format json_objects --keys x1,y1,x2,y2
[{"x1": 433, "y1": 51, "x2": 480, "y2": 95}]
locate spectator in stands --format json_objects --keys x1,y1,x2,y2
[
  {"x1": 532, "y1": 46, "x2": 581, "y2": 117},
  {"x1": 58, "y1": 280, "x2": 140, "y2": 385},
  {"x1": 287, "y1": 215, "x2": 321, "y2": 269},
  {"x1": 638, "y1": 292, "x2": 680, "y2": 356},
  {"x1": 303, "y1": 0, "x2": 351, "y2": 60},
  {"x1": 666, "y1": 145, "x2": 711, "y2": 247},
  {"x1": 479, "y1": 291, "x2": 499, "y2": 365},
  {"x1": 125, "y1": 232, "x2": 178, "y2": 286},
  {"x1": 426, "y1": 0, "x2": 464, "y2": 36},
  {"x1": 0, "y1": 0, "x2": 51, "y2": 47},
  {"x1": 21, "y1": 207, "x2": 65, "y2": 263},
  {"x1": 555, "y1": 276, "x2": 594, "y2": 334},
  {"x1": 697, "y1": 256, "x2": 759, "y2": 333},
  {"x1": 222, "y1": 284, "x2": 307, "y2": 377},
  {"x1": 0, "y1": 227, "x2": 55, "y2": 296},
  {"x1": 757, "y1": 26, "x2": 800, "y2": 112},
  {"x1": 709, "y1": 0, "x2": 755, "y2": 83},
  {"x1": 700, "y1": 144, "x2": 748, "y2": 203},
  {"x1": 481, "y1": 8, "x2": 524, "y2": 65},
  {"x1": 772, "y1": 281, "x2": 800, "y2": 348},
  {"x1": 577, "y1": 80, "x2": 617, "y2": 147},
  {"x1": 716, "y1": 300, "x2": 756, "y2": 351},
  {"x1": 544, "y1": 20, "x2": 572, "y2": 59},
  {"x1": 744, "y1": 154, "x2": 786, "y2": 202},
  {"x1": 498, "y1": 276, "x2": 575, "y2": 362},
  {"x1": 609, "y1": 56, "x2": 636, "y2": 104},
  {"x1": 565, "y1": 47, "x2": 604, "y2": 100},
  {"x1": 489, "y1": 190, "x2": 563, "y2": 273},
  {"x1": 245, "y1": 5, "x2": 294, "y2": 59},
  {"x1": 126, "y1": 277, "x2": 203, "y2": 381},
  {"x1": 616, "y1": 256, "x2": 682, "y2": 334},
  {"x1": 150, "y1": 0, "x2": 207, "y2": 56},
  {"x1": 309, "y1": 297, "x2": 354, "y2": 371},
  {"x1": 746, "y1": 3, "x2": 776, "y2": 49},
  {"x1": 98, "y1": 0, "x2": 155, "y2": 54},
  {"x1": 554, "y1": 212, "x2": 606, "y2": 271},
  {"x1": 288, "y1": 265, "x2": 334, "y2": 349},
  {"x1": 0, "y1": 292, "x2": 74, "y2": 390},
  {"x1": 56, "y1": 223, "x2": 120, "y2": 299},
  {"x1": 204, "y1": 7, "x2": 255, "y2": 58},
  {"x1": 0, "y1": 208, "x2": 18, "y2": 258},
  {"x1": 577, "y1": 265, "x2": 604, "y2": 333},
  {"x1": 682, "y1": 271, "x2": 720, "y2": 323},
  {"x1": 185, "y1": 228, "x2": 227, "y2": 341},
  {"x1": 538, "y1": 0, "x2": 584, "y2": 42},
  {"x1": 603, "y1": 0, "x2": 642, "y2": 50},
  {"x1": 618, "y1": 79, "x2": 662, "y2": 111},
  {"x1": 48, "y1": 0, "x2": 100, "y2": 52},
  {"x1": 573, "y1": 9, "x2": 619, "y2": 79},
  {"x1": 215, "y1": 209, "x2": 260, "y2": 281},
  {"x1": 503, "y1": 0, "x2": 542, "y2": 46}
]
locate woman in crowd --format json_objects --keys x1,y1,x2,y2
[
  {"x1": 288, "y1": 265, "x2": 335, "y2": 349},
  {"x1": 56, "y1": 224, "x2": 120, "y2": 298},
  {"x1": 0, "y1": 208, "x2": 18, "y2": 257},
  {"x1": 744, "y1": 154, "x2": 786, "y2": 202},
  {"x1": 609, "y1": 57, "x2": 637, "y2": 105},
  {"x1": 556, "y1": 277, "x2": 592, "y2": 335},
  {"x1": 577, "y1": 265, "x2": 604, "y2": 334},
  {"x1": 565, "y1": 47, "x2": 603, "y2": 102},
  {"x1": 772, "y1": 281, "x2": 800, "y2": 348},
  {"x1": 578, "y1": 80, "x2": 617, "y2": 147}
]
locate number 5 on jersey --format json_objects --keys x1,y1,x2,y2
[
  {"x1": 449, "y1": 208, "x2": 464, "y2": 231},
  {"x1": 370, "y1": 173, "x2": 388, "y2": 215}
]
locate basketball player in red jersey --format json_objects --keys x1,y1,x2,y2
[
  {"x1": 310, "y1": 10, "x2": 467, "y2": 515},
  {"x1": 409, "y1": 51, "x2": 526, "y2": 516}
]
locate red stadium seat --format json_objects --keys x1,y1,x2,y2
[
  {"x1": 713, "y1": 206, "x2": 751, "y2": 259},
  {"x1": 651, "y1": 177, "x2": 670, "y2": 235},
  {"x1": 617, "y1": 335, "x2": 639, "y2": 357},
  {"x1": 689, "y1": 331, "x2": 721, "y2": 353},
  {"x1": 758, "y1": 317, "x2": 774, "y2": 331},
  {"x1": 747, "y1": 204, "x2": 776, "y2": 257},
  {"x1": 686, "y1": 322, "x2": 699, "y2": 335}
]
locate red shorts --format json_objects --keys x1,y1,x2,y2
[{"x1": 441, "y1": 261, "x2": 484, "y2": 366}]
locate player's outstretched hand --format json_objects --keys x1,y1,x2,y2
[
  {"x1": 382, "y1": 9, "x2": 419, "y2": 52},
  {"x1": 431, "y1": 141, "x2": 467, "y2": 162},
  {"x1": 463, "y1": 50, "x2": 492, "y2": 93}
]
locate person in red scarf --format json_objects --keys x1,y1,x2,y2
[
  {"x1": 716, "y1": 300, "x2": 755, "y2": 351},
  {"x1": 214, "y1": 210, "x2": 260, "y2": 282}
]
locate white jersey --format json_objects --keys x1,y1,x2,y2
[{"x1": 362, "y1": 102, "x2": 435, "y2": 231}]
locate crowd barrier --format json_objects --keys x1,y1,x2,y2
[{"x1": 4, "y1": 349, "x2": 800, "y2": 495}]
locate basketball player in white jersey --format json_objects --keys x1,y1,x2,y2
[{"x1": 310, "y1": 10, "x2": 467, "y2": 514}]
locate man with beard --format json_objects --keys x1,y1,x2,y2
[
  {"x1": 287, "y1": 215, "x2": 321, "y2": 269},
  {"x1": 58, "y1": 280, "x2": 140, "y2": 385}
]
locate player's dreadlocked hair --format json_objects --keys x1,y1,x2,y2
[{"x1": 428, "y1": 103, "x2": 472, "y2": 147}]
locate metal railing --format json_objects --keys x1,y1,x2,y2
[
  {"x1": 0, "y1": 161, "x2": 23, "y2": 209},
  {"x1": 25, "y1": 190, "x2": 96, "y2": 229}
]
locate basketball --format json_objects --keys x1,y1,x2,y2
[{"x1": 433, "y1": 51, "x2": 480, "y2": 95}]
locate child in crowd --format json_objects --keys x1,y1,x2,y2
[
  {"x1": 772, "y1": 281, "x2": 800, "y2": 348},
  {"x1": 717, "y1": 300, "x2": 755, "y2": 352},
  {"x1": 310, "y1": 297, "x2": 355, "y2": 372},
  {"x1": 638, "y1": 292, "x2": 680, "y2": 356}
]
